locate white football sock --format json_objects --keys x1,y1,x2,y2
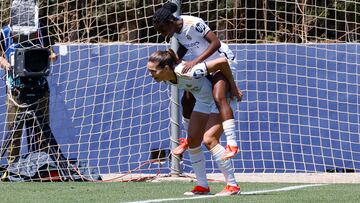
[
  {"x1": 222, "y1": 119, "x2": 237, "y2": 147},
  {"x1": 209, "y1": 144, "x2": 237, "y2": 186},
  {"x1": 182, "y1": 117, "x2": 190, "y2": 131},
  {"x1": 189, "y1": 146, "x2": 208, "y2": 188}
]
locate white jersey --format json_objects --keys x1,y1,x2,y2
[
  {"x1": 166, "y1": 62, "x2": 216, "y2": 113},
  {"x1": 174, "y1": 15, "x2": 236, "y2": 62}
]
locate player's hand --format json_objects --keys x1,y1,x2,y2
[
  {"x1": 230, "y1": 85, "x2": 243, "y2": 102},
  {"x1": 181, "y1": 60, "x2": 198, "y2": 74}
]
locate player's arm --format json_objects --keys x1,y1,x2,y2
[
  {"x1": 182, "y1": 20, "x2": 221, "y2": 73},
  {"x1": 194, "y1": 31, "x2": 220, "y2": 64}
]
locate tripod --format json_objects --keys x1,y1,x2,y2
[{"x1": 0, "y1": 94, "x2": 72, "y2": 181}]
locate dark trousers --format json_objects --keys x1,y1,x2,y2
[{"x1": 5, "y1": 88, "x2": 65, "y2": 165}]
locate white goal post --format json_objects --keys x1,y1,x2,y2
[{"x1": 0, "y1": 0, "x2": 359, "y2": 182}]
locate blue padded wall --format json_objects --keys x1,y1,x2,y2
[{"x1": 0, "y1": 44, "x2": 359, "y2": 174}]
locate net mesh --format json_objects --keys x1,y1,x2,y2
[{"x1": 0, "y1": 0, "x2": 359, "y2": 182}]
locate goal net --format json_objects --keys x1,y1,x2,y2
[{"x1": 0, "y1": 0, "x2": 359, "y2": 182}]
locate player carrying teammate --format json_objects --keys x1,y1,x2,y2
[
  {"x1": 153, "y1": 2, "x2": 242, "y2": 160},
  {"x1": 147, "y1": 49, "x2": 241, "y2": 195}
]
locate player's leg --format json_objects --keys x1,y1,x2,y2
[
  {"x1": 182, "y1": 91, "x2": 196, "y2": 128},
  {"x1": 212, "y1": 72, "x2": 238, "y2": 160},
  {"x1": 172, "y1": 91, "x2": 195, "y2": 155},
  {"x1": 202, "y1": 113, "x2": 240, "y2": 196},
  {"x1": 184, "y1": 111, "x2": 210, "y2": 196}
]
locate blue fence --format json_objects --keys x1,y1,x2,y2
[{"x1": 0, "y1": 44, "x2": 359, "y2": 173}]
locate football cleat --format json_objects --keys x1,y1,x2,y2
[
  {"x1": 172, "y1": 138, "x2": 188, "y2": 155},
  {"x1": 222, "y1": 145, "x2": 239, "y2": 160},
  {"x1": 184, "y1": 185, "x2": 210, "y2": 196},
  {"x1": 216, "y1": 185, "x2": 241, "y2": 196}
]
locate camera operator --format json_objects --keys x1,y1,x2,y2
[{"x1": 0, "y1": 20, "x2": 62, "y2": 180}]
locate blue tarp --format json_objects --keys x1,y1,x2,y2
[{"x1": 0, "y1": 43, "x2": 359, "y2": 173}]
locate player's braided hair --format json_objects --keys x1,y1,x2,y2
[
  {"x1": 153, "y1": 2, "x2": 178, "y2": 24},
  {"x1": 149, "y1": 49, "x2": 180, "y2": 70}
]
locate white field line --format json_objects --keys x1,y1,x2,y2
[{"x1": 123, "y1": 184, "x2": 327, "y2": 203}]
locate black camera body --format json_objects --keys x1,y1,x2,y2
[
  {"x1": 12, "y1": 80, "x2": 49, "y2": 104},
  {"x1": 11, "y1": 48, "x2": 50, "y2": 104},
  {"x1": 13, "y1": 48, "x2": 50, "y2": 78}
]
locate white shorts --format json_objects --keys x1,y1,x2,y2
[
  {"x1": 193, "y1": 99, "x2": 236, "y2": 114},
  {"x1": 228, "y1": 59, "x2": 237, "y2": 81}
]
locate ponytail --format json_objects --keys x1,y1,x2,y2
[
  {"x1": 149, "y1": 49, "x2": 180, "y2": 70},
  {"x1": 167, "y1": 49, "x2": 181, "y2": 65}
]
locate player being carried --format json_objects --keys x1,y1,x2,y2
[{"x1": 153, "y1": 2, "x2": 242, "y2": 160}]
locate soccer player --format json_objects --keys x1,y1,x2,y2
[
  {"x1": 153, "y1": 2, "x2": 242, "y2": 160},
  {"x1": 147, "y1": 49, "x2": 240, "y2": 196}
]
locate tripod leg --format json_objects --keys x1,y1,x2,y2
[
  {"x1": 32, "y1": 99, "x2": 72, "y2": 180},
  {"x1": 25, "y1": 115, "x2": 38, "y2": 153}
]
